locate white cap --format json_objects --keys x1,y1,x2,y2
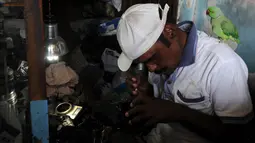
[{"x1": 117, "y1": 3, "x2": 169, "y2": 71}]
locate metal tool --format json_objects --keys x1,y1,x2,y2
[
  {"x1": 132, "y1": 63, "x2": 148, "y2": 92},
  {"x1": 55, "y1": 102, "x2": 82, "y2": 120}
]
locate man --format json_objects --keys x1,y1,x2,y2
[{"x1": 116, "y1": 3, "x2": 253, "y2": 143}]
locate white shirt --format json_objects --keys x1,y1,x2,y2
[
  {"x1": 147, "y1": 30, "x2": 253, "y2": 143},
  {"x1": 150, "y1": 31, "x2": 253, "y2": 122}
]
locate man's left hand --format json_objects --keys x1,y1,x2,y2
[{"x1": 125, "y1": 95, "x2": 182, "y2": 127}]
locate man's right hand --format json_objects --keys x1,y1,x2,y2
[
  {"x1": 126, "y1": 77, "x2": 139, "y2": 95},
  {"x1": 126, "y1": 76, "x2": 153, "y2": 97}
]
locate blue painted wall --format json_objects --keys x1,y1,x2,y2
[{"x1": 178, "y1": 0, "x2": 255, "y2": 72}]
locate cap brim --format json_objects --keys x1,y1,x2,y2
[{"x1": 118, "y1": 53, "x2": 133, "y2": 71}]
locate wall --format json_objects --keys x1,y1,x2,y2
[
  {"x1": 178, "y1": 0, "x2": 255, "y2": 72},
  {"x1": 121, "y1": 0, "x2": 179, "y2": 19}
]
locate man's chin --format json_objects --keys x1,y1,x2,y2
[
  {"x1": 154, "y1": 68, "x2": 175, "y2": 75},
  {"x1": 154, "y1": 70, "x2": 164, "y2": 74}
]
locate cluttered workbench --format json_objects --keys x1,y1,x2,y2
[
  {"x1": 0, "y1": 0, "x2": 180, "y2": 142},
  {"x1": 0, "y1": 19, "x2": 149, "y2": 143}
]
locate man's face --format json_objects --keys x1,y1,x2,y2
[{"x1": 138, "y1": 24, "x2": 183, "y2": 75}]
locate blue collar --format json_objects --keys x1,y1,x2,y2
[{"x1": 177, "y1": 21, "x2": 197, "y2": 67}]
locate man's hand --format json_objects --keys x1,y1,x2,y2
[
  {"x1": 126, "y1": 77, "x2": 139, "y2": 95},
  {"x1": 126, "y1": 73, "x2": 153, "y2": 97},
  {"x1": 125, "y1": 95, "x2": 182, "y2": 126}
]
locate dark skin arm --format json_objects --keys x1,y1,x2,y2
[
  {"x1": 125, "y1": 74, "x2": 250, "y2": 142},
  {"x1": 126, "y1": 95, "x2": 249, "y2": 143},
  {"x1": 178, "y1": 104, "x2": 248, "y2": 143}
]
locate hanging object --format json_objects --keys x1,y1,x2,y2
[{"x1": 43, "y1": 0, "x2": 68, "y2": 63}]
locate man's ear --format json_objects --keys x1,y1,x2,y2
[{"x1": 164, "y1": 24, "x2": 177, "y2": 39}]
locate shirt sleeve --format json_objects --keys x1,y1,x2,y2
[{"x1": 210, "y1": 59, "x2": 253, "y2": 124}]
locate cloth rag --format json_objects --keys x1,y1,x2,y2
[{"x1": 46, "y1": 62, "x2": 79, "y2": 97}]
